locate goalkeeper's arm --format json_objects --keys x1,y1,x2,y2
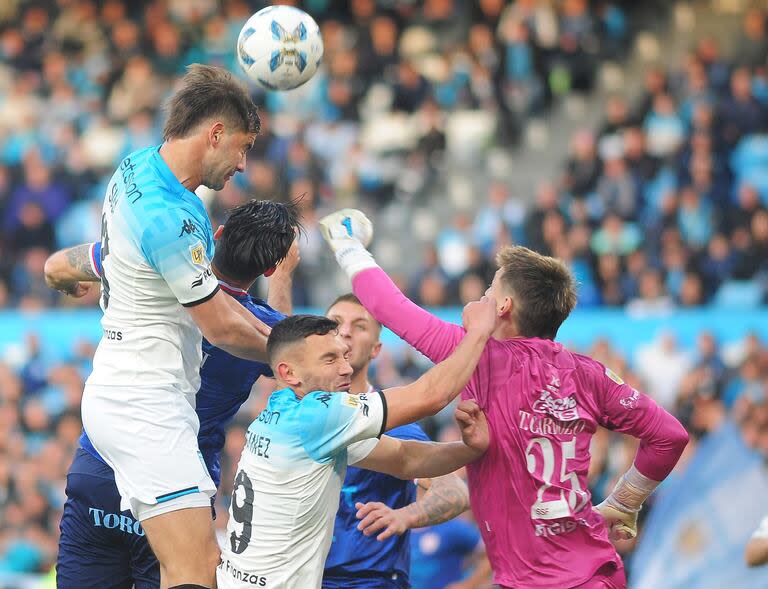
[
  {"x1": 593, "y1": 373, "x2": 689, "y2": 540},
  {"x1": 319, "y1": 209, "x2": 466, "y2": 364}
]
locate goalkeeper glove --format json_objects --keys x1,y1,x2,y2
[
  {"x1": 319, "y1": 209, "x2": 378, "y2": 278},
  {"x1": 594, "y1": 464, "x2": 660, "y2": 540}
]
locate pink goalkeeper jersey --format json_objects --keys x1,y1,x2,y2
[{"x1": 354, "y1": 268, "x2": 688, "y2": 589}]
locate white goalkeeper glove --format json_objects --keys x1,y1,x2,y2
[
  {"x1": 593, "y1": 464, "x2": 660, "y2": 541},
  {"x1": 319, "y1": 209, "x2": 378, "y2": 278}
]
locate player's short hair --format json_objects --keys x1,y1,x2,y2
[
  {"x1": 495, "y1": 245, "x2": 576, "y2": 339},
  {"x1": 213, "y1": 199, "x2": 301, "y2": 283},
  {"x1": 326, "y1": 293, "x2": 382, "y2": 331},
  {"x1": 163, "y1": 64, "x2": 260, "y2": 140},
  {"x1": 267, "y1": 315, "x2": 339, "y2": 366}
]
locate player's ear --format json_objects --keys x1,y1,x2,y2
[
  {"x1": 369, "y1": 340, "x2": 382, "y2": 361},
  {"x1": 209, "y1": 121, "x2": 226, "y2": 146},
  {"x1": 213, "y1": 225, "x2": 225, "y2": 240},
  {"x1": 277, "y1": 361, "x2": 300, "y2": 386},
  {"x1": 499, "y1": 296, "x2": 514, "y2": 318}
]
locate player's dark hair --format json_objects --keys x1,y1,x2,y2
[
  {"x1": 326, "y1": 293, "x2": 381, "y2": 330},
  {"x1": 163, "y1": 64, "x2": 260, "y2": 140},
  {"x1": 496, "y1": 245, "x2": 577, "y2": 340},
  {"x1": 267, "y1": 315, "x2": 339, "y2": 366},
  {"x1": 213, "y1": 199, "x2": 302, "y2": 283}
]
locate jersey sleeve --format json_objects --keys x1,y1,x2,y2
[
  {"x1": 299, "y1": 391, "x2": 388, "y2": 463},
  {"x1": 90, "y1": 242, "x2": 103, "y2": 277},
  {"x1": 352, "y1": 267, "x2": 466, "y2": 363},
  {"x1": 139, "y1": 207, "x2": 219, "y2": 307},
  {"x1": 597, "y1": 365, "x2": 689, "y2": 481},
  {"x1": 347, "y1": 438, "x2": 380, "y2": 465}
]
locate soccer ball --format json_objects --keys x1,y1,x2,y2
[{"x1": 236, "y1": 5, "x2": 324, "y2": 91}]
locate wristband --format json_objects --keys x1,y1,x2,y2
[
  {"x1": 605, "y1": 464, "x2": 660, "y2": 514},
  {"x1": 334, "y1": 240, "x2": 379, "y2": 278}
]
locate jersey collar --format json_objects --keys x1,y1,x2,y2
[{"x1": 218, "y1": 279, "x2": 248, "y2": 297}]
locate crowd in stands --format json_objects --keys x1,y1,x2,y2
[
  {"x1": 0, "y1": 0, "x2": 636, "y2": 309},
  {"x1": 1, "y1": 0, "x2": 767, "y2": 586},
  {"x1": 407, "y1": 8, "x2": 768, "y2": 311}
]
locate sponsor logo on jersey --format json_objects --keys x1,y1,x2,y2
[
  {"x1": 190, "y1": 242, "x2": 205, "y2": 265},
  {"x1": 179, "y1": 218, "x2": 199, "y2": 237},
  {"x1": 532, "y1": 389, "x2": 580, "y2": 422},
  {"x1": 316, "y1": 393, "x2": 332, "y2": 407},
  {"x1": 605, "y1": 367, "x2": 624, "y2": 385},
  {"x1": 620, "y1": 389, "x2": 640, "y2": 409},
  {"x1": 220, "y1": 558, "x2": 268, "y2": 586},
  {"x1": 191, "y1": 267, "x2": 213, "y2": 288}
]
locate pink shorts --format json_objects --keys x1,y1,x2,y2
[{"x1": 572, "y1": 562, "x2": 627, "y2": 589}]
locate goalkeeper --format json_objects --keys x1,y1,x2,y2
[{"x1": 319, "y1": 209, "x2": 689, "y2": 589}]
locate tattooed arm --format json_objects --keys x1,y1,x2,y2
[
  {"x1": 354, "y1": 474, "x2": 470, "y2": 541},
  {"x1": 44, "y1": 243, "x2": 100, "y2": 297}
]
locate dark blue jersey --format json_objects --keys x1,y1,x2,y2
[
  {"x1": 409, "y1": 519, "x2": 481, "y2": 589},
  {"x1": 79, "y1": 280, "x2": 285, "y2": 488},
  {"x1": 195, "y1": 282, "x2": 285, "y2": 487},
  {"x1": 323, "y1": 422, "x2": 429, "y2": 586}
]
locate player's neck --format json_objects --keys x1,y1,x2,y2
[
  {"x1": 349, "y1": 369, "x2": 372, "y2": 395},
  {"x1": 493, "y1": 321, "x2": 520, "y2": 341},
  {"x1": 159, "y1": 140, "x2": 204, "y2": 192}
]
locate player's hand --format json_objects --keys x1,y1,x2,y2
[
  {"x1": 455, "y1": 399, "x2": 489, "y2": 454},
  {"x1": 272, "y1": 238, "x2": 300, "y2": 277},
  {"x1": 461, "y1": 296, "x2": 498, "y2": 337},
  {"x1": 319, "y1": 208, "x2": 374, "y2": 252},
  {"x1": 354, "y1": 501, "x2": 411, "y2": 541},
  {"x1": 593, "y1": 499, "x2": 638, "y2": 540},
  {"x1": 60, "y1": 282, "x2": 93, "y2": 298}
]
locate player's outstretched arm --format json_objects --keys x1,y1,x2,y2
[
  {"x1": 44, "y1": 243, "x2": 101, "y2": 297},
  {"x1": 354, "y1": 400, "x2": 489, "y2": 481},
  {"x1": 267, "y1": 237, "x2": 299, "y2": 315},
  {"x1": 354, "y1": 474, "x2": 470, "y2": 541},
  {"x1": 320, "y1": 209, "x2": 466, "y2": 364},
  {"x1": 381, "y1": 297, "x2": 497, "y2": 430},
  {"x1": 186, "y1": 290, "x2": 270, "y2": 362}
]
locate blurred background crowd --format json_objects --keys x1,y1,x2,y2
[{"x1": 0, "y1": 0, "x2": 767, "y2": 587}]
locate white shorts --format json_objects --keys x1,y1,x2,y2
[{"x1": 81, "y1": 384, "x2": 216, "y2": 521}]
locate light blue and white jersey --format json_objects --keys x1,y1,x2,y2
[
  {"x1": 218, "y1": 388, "x2": 387, "y2": 589},
  {"x1": 87, "y1": 146, "x2": 219, "y2": 395}
]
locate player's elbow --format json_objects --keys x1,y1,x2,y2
[
  {"x1": 669, "y1": 419, "x2": 690, "y2": 454},
  {"x1": 43, "y1": 251, "x2": 67, "y2": 287},
  {"x1": 202, "y1": 324, "x2": 235, "y2": 349}
]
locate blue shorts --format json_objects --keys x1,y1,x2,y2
[
  {"x1": 56, "y1": 448, "x2": 160, "y2": 589},
  {"x1": 322, "y1": 573, "x2": 409, "y2": 589}
]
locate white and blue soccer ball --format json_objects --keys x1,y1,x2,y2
[{"x1": 236, "y1": 5, "x2": 324, "y2": 91}]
